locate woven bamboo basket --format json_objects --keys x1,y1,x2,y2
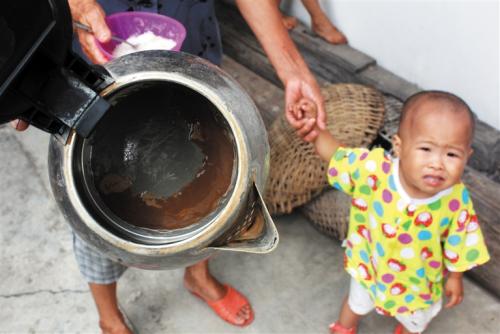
[
  {"x1": 264, "y1": 83, "x2": 385, "y2": 215},
  {"x1": 300, "y1": 189, "x2": 351, "y2": 240}
]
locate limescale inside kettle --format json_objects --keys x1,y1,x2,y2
[{"x1": 76, "y1": 81, "x2": 237, "y2": 244}]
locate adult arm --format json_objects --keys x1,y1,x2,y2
[{"x1": 235, "y1": 0, "x2": 326, "y2": 134}]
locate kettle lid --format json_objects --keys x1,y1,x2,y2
[{"x1": 0, "y1": 0, "x2": 112, "y2": 139}]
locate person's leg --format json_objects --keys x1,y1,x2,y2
[
  {"x1": 330, "y1": 278, "x2": 374, "y2": 333},
  {"x1": 73, "y1": 234, "x2": 131, "y2": 333},
  {"x1": 275, "y1": 0, "x2": 298, "y2": 30},
  {"x1": 183, "y1": 259, "x2": 253, "y2": 325},
  {"x1": 330, "y1": 296, "x2": 361, "y2": 333},
  {"x1": 338, "y1": 295, "x2": 362, "y2": 329},
  {"x1": 89, "y1": 282, "x2": 133, "y2": 334},
  {"x1": 300, "y1": 0, "x2": 347, "y2": 44}
]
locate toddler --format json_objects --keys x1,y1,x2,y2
[{"x1": 288, "y1": 91, "x2": 490, "y2": 334}]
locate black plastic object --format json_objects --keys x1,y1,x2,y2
[{"x1": 0, "y1": 0, "x2": 112, "y2": 138}]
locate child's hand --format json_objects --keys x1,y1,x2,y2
[
  {"x1": 285, "y1": 98, "x2": 319, "y2": 142},
  {"x1": 444, "y1": 272, "x2": 464, "y2": 308}
]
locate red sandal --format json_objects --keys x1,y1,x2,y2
[
  {"x1": 329, "y1": 322, "x2": 357, "y2": 334},
  {"x1": 190, "y1": 284, "x2": 254, "y2": 327},
  {"x1": 394, "y1": 324, "x2": 404, "y2": 334}
]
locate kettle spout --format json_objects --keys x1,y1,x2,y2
[{"x1": 208, "y1": 182, "x2": 279, "y2": 253}]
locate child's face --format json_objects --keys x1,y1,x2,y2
[{"x1": 392, "y1": 100, "x2": 473, "y2": 199}]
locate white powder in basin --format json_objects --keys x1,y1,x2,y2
[{"x1": 112, "y1": 31, "x2": 177, "y2": 58}]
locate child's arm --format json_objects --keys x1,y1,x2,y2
[
  {"x1": 444, "y1": 272, "x2": 464, "y2": 309},
  {"x1": 314, "y1": 128, "x2": 341, "y2": 162},
  {"x1": 286, "y1": 98, "x2": 341, "y2": 162}
]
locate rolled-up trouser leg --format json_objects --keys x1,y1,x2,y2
[{"x1": 73, "y1": 233, "x2": 127, "y2": 284}]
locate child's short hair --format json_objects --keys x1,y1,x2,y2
[{"x1": 399, "y1": 90, "x2": 476, "y2": 139}]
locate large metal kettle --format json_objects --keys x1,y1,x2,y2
[
  {"x1": 1, "y1": 0, "x2": 278, "y2": 269},
  {"x1": 49, "y1": 51, "x2": 278, "y2": 269}
]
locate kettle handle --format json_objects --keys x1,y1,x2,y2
[{"x1": 207, "y1": 182, "x2": 279, "y2": 254}]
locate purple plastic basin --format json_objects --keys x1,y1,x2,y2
[{"x1": 97, "y1": 12, "x2": 186, "y2": 60}]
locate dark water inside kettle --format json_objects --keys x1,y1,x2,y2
[{"x1": 87, "y1": 82, "x2": 235, "y2": 230}]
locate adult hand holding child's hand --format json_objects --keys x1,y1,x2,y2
[
  {"x1": 287, "y1": 97, "x2": 340, "y2": 162},
  {"x1": 286, "y1": 97, "x2": 319, "y2": 142}
]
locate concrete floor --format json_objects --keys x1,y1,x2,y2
[{"x1": 1, "y1": 124, "x2": 499, "y2": 334}]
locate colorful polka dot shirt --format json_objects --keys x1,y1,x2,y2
[{"x1": 328, "y1": 147, "x2": 490, "y2": 316}]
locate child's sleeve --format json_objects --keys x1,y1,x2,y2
[
  {"x1": 326, "y1": 147, "x2": 372, "y2": 196},
  {"x1": 442, "y1": 193, "x2": 490, "y2": 272}
]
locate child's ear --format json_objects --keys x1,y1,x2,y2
[
  {"x1": 467, "y1": 148, "x2": 474, "y2": 159},
  {"x1": 392, "y1": 134, "x2": 402, "y2": 157}
]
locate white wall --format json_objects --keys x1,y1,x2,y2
[{"x1": 283, "y1": 0, "x2": 500, "y2": 130}]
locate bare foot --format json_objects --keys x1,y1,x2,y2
[
  {"x1": 99, "y1": 315, "x2": 133, "y2": 334},
  {"x1": 88, "y1": 282, "x2": 135, "y2": 334},
  {"x1": 312, "y1": 14, "x2": 347, "y2": 44},
  {"x1": 183, "y1": 267, "x2": 226, "y2": 301},
  {"x1": 183, "y1": 261, "x2": 252, "y2": 325},
  {"x1": 281, "y1": 13, "x2": 298, "y2": 30}
]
